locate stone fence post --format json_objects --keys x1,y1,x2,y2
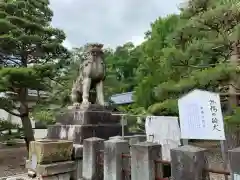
[
  {"x1": 229, "y1": 147, "x2": 240, "y2": 180},
  {"x1": 126, "y1": 135, "x2": 146, "y2": 145},
  {"x1": 104, "y1": 139, "x2": 129, "y2": 180},
  {"x1": 109, "y1": 134, "x2": 146, "y2": 145},
  {"x1": 82, "y1": 137, "x2": 104, "y2": 180},
  {"x1": 170, "y1": 145, "x2": 207, "y2": 180},
  {"x1": 72, "y1": 144, "x2": 83, "y2": 180},
  {"x1": 131, "y1": 142, "x2": 161, "y2": 180}
]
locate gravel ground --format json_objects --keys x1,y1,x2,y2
[{"x1": 0, "y1": 146, "x2": 27, "y2": 177}]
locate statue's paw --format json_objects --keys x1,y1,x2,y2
[
  {"x1": 73, "y1": 102, "x2": 81, "y2": 107},
  {"x1": 98, "y1": 101, "x2": 108, "y2": 107},
  {"x1": 103, "y1": 102, "x2": 108, "y2": 107},
  {"x1": 81, "y1": 101, "x2": 91, "y2": 108}
]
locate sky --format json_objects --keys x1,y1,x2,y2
[{"x1": 49, "y1": 0, "x2": 184, "y2": 49}]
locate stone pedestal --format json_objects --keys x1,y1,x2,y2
[
  {"x1": 47, "y1": 124, "x2": 123, "y2": 144},
  {"x1": 54, "y1": 104, "x2": 120, "y2": 125},
  {"x1": 47, "y1": 104, "x2": 125, "y2": 144},
  {"x1": 46, "y1": 104, "x2": 126, "y2": 180}
]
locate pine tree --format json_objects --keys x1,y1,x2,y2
[
  {"x1": 0, "y1": 0, "x2": 69, "y2": 150},
  {"x1": 149, "y1": 0, "x2": 240, "y2": 115}
]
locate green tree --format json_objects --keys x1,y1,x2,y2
[
  {"x1": 0, "y1": 0, "x2": 68, "y2": 150},
  {"x1": 104, "y1": 42, "x2": 142, "y2": 98},
  {"x1": 133, "y1": 14, "x2": 181, "y2": 109},
  {"x1": 149, "y1": 0, "x2": 240, "y2": 115}
]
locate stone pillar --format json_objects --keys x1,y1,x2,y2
[
  {"x1": 109, "y1": 136, "x2": 123, "y2": 140},
  {"x1": 82, "y1": 137, "x2": 104, "y2": 180},
  {"x1": 127, "y1": 135, "x2": 146, "y2": 145},
  {"x1": 131, "y1": 142, "x2": 161, "y2": 180},
  {"x1": 171, "y1": 145, "x2": 207, "y2": 180},
  {"x1": 109, "y1": 135, "x2": 146, "y2": 145},
  {"x1": 133, "y1": 134, "x2": 146, "y2": 142},
  {"x1": 104, "y1": 139, "x2": 129, "y2": 180},
  {"x1": 229, "y1": 147, "x2": 240, "y2": 179},
  {"x1": 72, "y1": 144, "x2": 83, "y2": 180}
]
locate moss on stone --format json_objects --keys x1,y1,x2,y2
[{"x1": 29, "y1": 139, "x2": 73, "y2": 165}]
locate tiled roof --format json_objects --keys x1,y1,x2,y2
[{"x1": 110, "y1": 91, "x2": 134, "y2": 105}]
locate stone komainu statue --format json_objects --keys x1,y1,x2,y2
[{"x1": 71, "y1": 43, "x2": 106, "y2": 107}]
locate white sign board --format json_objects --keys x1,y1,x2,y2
[
  {"x1": 145, "y1": 116, "x2": 181, "y2": 161},
  {"x1": 234, "y1": 174, "x2": 240, "y2": 180},
  {"x1": 121, "y1": 117, "x2": 127, "y2": 126},
  {"x1": 178, "y1": 89, "x2": 225, "y2": 140}
]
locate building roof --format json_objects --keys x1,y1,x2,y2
[
  {"x1": 110, "y1": 91, "x2": 134, "y2": 105},
  {"x1": 27, "y1": 89, "x2": 48, "y2": 97}
]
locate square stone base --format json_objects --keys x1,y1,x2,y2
[
  {"x1": 47, "y1": 124, "x2": 123, "y2": 144},
  {"x1": 26, "y1": 160, "x2": 75, "y2": 176},
  {"x1": 39, "y1": 173, "x2": 70, "y2": 180}
]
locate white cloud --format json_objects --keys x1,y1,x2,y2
[
  {"x1": 131, "y1": 36, "x2": 145, "y2": 46},
  {"x1": 50, "y1": 0, "x2": 184, "y2": 49}
]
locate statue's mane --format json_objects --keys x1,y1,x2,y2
[
  {"x1": 82, "y1": 43, "x2": 104, "y2": 61},
  {"x1": 86, "y1": 43, "x2": 103, "y2": 52}
]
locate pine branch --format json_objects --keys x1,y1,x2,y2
[
  {"x1": 3, "y1": 108, "x2": 21, "y2": 117},
  {"x1": 172, "y1": 63, "x2": 217, "y2": 68}
]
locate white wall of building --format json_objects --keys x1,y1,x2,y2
[
  {"x1": 0, "y1": 109, "x2": 47, "y2": 139},
  {"x1": 34, "y1": 129, "x2": 47, "y2": 139},
  {"x1": 0, "y1": 90, "x2": 51, "y2": 139},
  {"x1": 0, "y1": 109, "x2": 35, "y2": 128}
]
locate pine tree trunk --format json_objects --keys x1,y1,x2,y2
[
  {"x1": 226, "y1": 41, "x2": 240, "y2": 149},
  {"x1": 21, "y1": 115, "x2": 35, "y2": 151},
  {"x1": 225, "y1": 124, "x2": 240, "y2": 149},
  {"x1": 19, "y1": 87, "x2": 35, "y2": 152}
]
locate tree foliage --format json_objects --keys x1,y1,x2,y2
[
  {"x1": 0, "y1": 0, "x2": 69, "y2": 150},
  {"x1": 99, "y1": 0, "x2": 240, "y2": 126},
  {"x1": 147, "y1": 0, "x2": 240, "y2": 116},
  {"x1": 35, "y1": 0, "x2": 240, "y2": 133}
]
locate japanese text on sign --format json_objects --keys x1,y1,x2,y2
[
  {"x1": 209, "y1": 99, "x2": 221, "y2": 132},
  {"x1": 178, "y1": 89, "x2": 225, "y2": 140}
]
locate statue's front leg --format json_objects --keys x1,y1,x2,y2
[
  {"x1": 96, "y1": 81, "x2": 105, "y2": 106},
  {"x1": 82, "y1": 77, "x2": 91, "y2": 107},
  {"x1": 71, "y1": 88, "x2": 81, "y2": 107}
]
